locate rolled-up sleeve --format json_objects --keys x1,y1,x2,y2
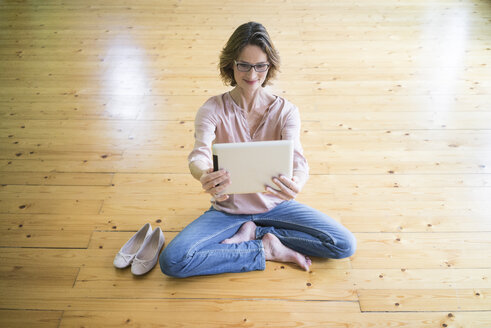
[
  {"x1": 188, "y1": 102, "x2": 218, "y2": 169},
  {"x1": 281, "y1": 106, "x2": 310, "y2": 178}
]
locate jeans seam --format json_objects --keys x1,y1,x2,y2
[
  {"x1": 254, "y1": 217, "x2": 337, "y2": 244},
  {"x1": 281, "y1": 236, "x2": 323, "y2": 245},
  {"x1": 195, "y1": 248, "x2": 262, "y2": 255},
  {"x1": 280, "y1": 235, "x2": 347, "y2": 252}
]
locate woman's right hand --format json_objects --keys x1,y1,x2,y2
[{"x1": 199, "y1": 168, "x2": 231, "y2": 201}]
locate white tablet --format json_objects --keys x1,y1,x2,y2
[{"x1": 212, "y1": 140, "x2": 293, "y2": 194}]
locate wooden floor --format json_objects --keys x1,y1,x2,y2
[{"x1": 1, "y1": 0, "x2": 491, "y2": 327}]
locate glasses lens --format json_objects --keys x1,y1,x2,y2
[
  {"x1": 255, "y1": 64, "x2": 269, "y2": 72},
  {"x1": 237, "y1": 63, "x2": 251, "y2": 72}
]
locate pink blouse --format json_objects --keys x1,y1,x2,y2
[{"x1": 188, "y1": 92, "x2": 309, "y2": 214}]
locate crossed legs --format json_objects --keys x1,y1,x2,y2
[
  {"x1": 159, "y1": 201, "x2": 356, "y2": 278},
  {"x1": 221, "y1": 221, "x2": 312, "y2": 271}
]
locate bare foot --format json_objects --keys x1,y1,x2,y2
[
  {"x1": 220, "y1": 221, "x2": 257, "y2": 244},
  {"x1": 262, "y1": 233, "x2": 312, "y2": 271}
]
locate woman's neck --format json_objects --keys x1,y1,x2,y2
[{"x1": 230, "y1": 87, "x2": 272, "y2": 112}]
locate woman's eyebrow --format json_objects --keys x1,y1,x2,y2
[{"x1": 236, "y1": 60, "x2": 268, "y2": 64}]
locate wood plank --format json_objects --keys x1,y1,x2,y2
[
  {"x1": 1, "y1": 5, "x2": 489, "y2": 24},
  {"x1": 0, "y1": 198, "x2": 102, "y2": 215},
  {"x1": 0, "y1": 213, "x2": 192, "y2": 233},
  {"x1": 314, "y1": 112, "x2": 491, "y2": 130},
  {"x1": 1, "y1": 297, "x2": 358, "y2": 312},
  {"x1": 0, "y1": 213, "x2": 97, "y2": 248},
  {"x1": 0, "y1": 248, "x2": 91, "y2": 268},
  {"x1": 0, "y1": 95, "x2": 205, "y2": 121},
  {"x1": 0, "y1": 264, "x2": 79, "y2": 311},
  {"x1": 59, "y1": 310, "x2": 491, "y2": 328},
  {"x1": 0, "y1": 264, "x2": 79, "y2": 289},
  {"x1": 0, "y1": 227, "x2": 92, "y2": 248},
  {"x1": 1, "y1": 36, "x2": 490, "y2": 61},
  {"x1": 1, "y1": 23, "x2": 489, "y2": 42},
  {"x1": 358, "y1": 289, "x2": 491, "y2": 311},
  {"x1": 0, "y1": 185, "x2": 113, "y2": 200},
  {"x1": 1, "y1": 79, "x2": 489, "y2": 98},
  {"x1": 0, "y1": 153, "x2": 188, "y2": 174},
  {"x1": 352, "y1": 232, "x2": 491, "y2": 269},
  {"x1": 351, "y1": 269, "x2": 491, "y2": 289},
  {"x1": 72, "y1": 269, "x2": 356, "y2": 301},
  {"x1": 0, "y1": 310, "x2": 62, "y2": 328},
  {"x1": 340, "y1": 214, "x2": 491, "y2": 233},
  {"x1": 0, "y1": 172, "x2": 113, "y2": 186},
  {"x1": 2, "y1": 95, "x2": 489, "y2": 125}
]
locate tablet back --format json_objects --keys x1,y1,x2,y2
[{"x1": 212, "y1": 140, "x2": 293, "y2": 194}]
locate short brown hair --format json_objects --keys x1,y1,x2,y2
[{"x1": 219, "y1": 22, "x2": 280, "y2": 87}]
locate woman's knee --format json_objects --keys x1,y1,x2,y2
[
  {"x1": 159, "y1": 244, "x2": 189, "y2": 278},
  {"x1": 331, "y1": 230, "x2": 357, "y2": 259}
]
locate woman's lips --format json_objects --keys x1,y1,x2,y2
[{"x1": 244, "y1": 79, "x2": 258, "y2": 85}]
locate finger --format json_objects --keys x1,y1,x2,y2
[
  {"x1": 207, "y1": 175, "x2": 231, "y2": 194},
  {"x1": 210, "y1": 178, "x2": 231, "y2": 194},
  {"x1": 203, "y1": 172, "x2": 230, "y2": 191},
  {"x1": 214, "y1": 194, "x2": 229, "y2": 202},
  {"x1": 200, "y1": 170, "x2": 227, "y2": 183},
  {"x1": 278, "y1": 175, "x2": 299, "y2": 193},
  {"x1": 272, "y1": 177, "x2": 296, "y2": 199},
  {"x1": 265, "y1": 185, "x2": 290, "y2": 201},
  {"x1": 279, "y1": 176, "x2": 300, "y2": 196},
  {"x1": 200, "y1": 169, "x2": 228, "y2": 184},
  {"x1": 267, "y1": 186, "x2": 290, "y2": 200},
  {"x1": 213, "y1": 175, "x2": 231, "y2": 190},
  {"x1": 203, "y1": 177, "x2": 227, "y2": 191}
]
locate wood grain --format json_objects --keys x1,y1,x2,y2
[{"x1": 1, "y1": 0, "x2": 490, "y2": 326}]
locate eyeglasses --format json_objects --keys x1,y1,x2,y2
[{"x1": 234, "y1": 60, "x2": 270, "y2": 72}]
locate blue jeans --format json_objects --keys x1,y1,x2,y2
[{"x1": 159, "y1": 200, "x2": 356, "y2": 278}]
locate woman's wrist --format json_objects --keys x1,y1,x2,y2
[{"x1": 189, "y1": 160, "x2": 212, "y2": 181}]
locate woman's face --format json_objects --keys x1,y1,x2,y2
[{"x1": 233, "y1": 44, "x2": 269, "y2": 92}]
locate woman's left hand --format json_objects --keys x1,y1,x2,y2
[{"x1": 265, "y1": 175, "x2": 302, "y2": 200}]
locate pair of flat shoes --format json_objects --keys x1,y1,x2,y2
[{"x1": 113, "y1": 223, "x2": 165, "y2": 275}]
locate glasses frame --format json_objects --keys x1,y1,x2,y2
[{"x1": 234, "y1": 60, "x2": 270, "y2": 73}]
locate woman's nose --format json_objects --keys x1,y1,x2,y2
[{"x1": 246, "y1": 68, "x2": 257, "y2": 78}]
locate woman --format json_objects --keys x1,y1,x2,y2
[{"x1": 159, "y1": 22, "x2": 356, "y2": 278}]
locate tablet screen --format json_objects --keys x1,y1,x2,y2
[{"x1": 212, "y1": 140, "x2": 293, "y2": 194}]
